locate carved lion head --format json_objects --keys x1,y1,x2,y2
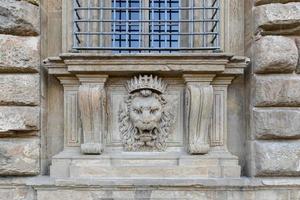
[{"x1": 118, "y1": 75, "x2": 174, "y2": 151}]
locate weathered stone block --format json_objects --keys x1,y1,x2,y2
[
  {"x1": 0, "y1": 74, "x2": 39, "y2": 106},
  {"x1": 253, "y1": 36, "x2": 298, "y2": 73},
  {"x1": 296, "y1": 37, "x2": 300, "y2": 74},
  {"x1": 0, "y1": 138, "x2": 39, "y2": 175},
  {"x1": 0, "y1": 106, "x2": 39, "y2": 133},
  {"x1": 255, "y1": 0, "x2": 300, "y2": 6},
  {"x1": 0, "y1": 35, "x2": 39, "y2": 72},
  {"x1": 0, "y1": 187, "x2": 34, "y2": 200},
  {"x1": 0, "y1": 0, "x2": 39, "y2": 36},
  {"x1": 253, "y1": 75, "x2": 300, "y2": 107},
  {"x1": 253, "y1": 108, "x2": 300, "y2": 139},
  {"x1": 254, "y1": 3, "x2": 300, "y2": 35},
  {"x1": 255, "y1": 141, "x2": 300, "y2": 176}
]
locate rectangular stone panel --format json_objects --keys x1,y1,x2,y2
[
  {"x1": 0, "y1": 138, "x2": 40, "y2": 175},
  {"x1": 106, "y1": 78, "x2": 184, "y2": 148},
  {"x1": 253, "y1": 75, "x2": 300, "y2": 107},
  {"x1": 253, "y1": 108, "x2": 300, "y2": 139},
  {"x1": 0, "y1": 106, "x2": 39, "y2": 134},
  {"x1": 0, "y1": 74, "x2": 39, "y2": 106},
  {"x1": 254, "y1": 141, "x2": 300, "y2": 176},
  {"x1": 0, "y1": 35, "x2": 39, "y2": 72}
]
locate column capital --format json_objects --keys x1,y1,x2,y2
[
  {"x1": 183, "y1": 74, "x2": 216, "y2": 84},
  {"x1": 76, "y1": 74, "x2": 109, "y2": 84},
  {"x1": 211, "y1": 76, "x2": 235, "y2": 86},
  {"x1": 57, "y1": 76, "x2": 80, "y2": 86}
]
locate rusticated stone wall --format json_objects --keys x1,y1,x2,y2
[
  {"x1": 0, "y1": 0, "x2": 40, "y2": 176},
  {"x1": 246, "y1": 0, "x2": 300, "y2": 176}
]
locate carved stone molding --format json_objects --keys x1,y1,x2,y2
[
  {"x1": 183, "y1": 74, "x2": 215, "y2": 155},
  {"x1": 77, "y1": 75, "x2": 108, "y2": 154}
]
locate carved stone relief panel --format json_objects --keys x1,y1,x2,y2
[
  {"x1": 106, "y1": 79, "x2": 183, "y2": 149},
  {"x1": 118, "y1": 75, "x2": 175, "y2": 152}
]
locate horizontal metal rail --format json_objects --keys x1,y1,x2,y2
[{"x1": 73, "y1": 0, "x2": 221, "y2": 53}]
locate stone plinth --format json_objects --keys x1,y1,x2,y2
[{"x1": 50, "y1": 149, "x2": 240, "y2": 178}]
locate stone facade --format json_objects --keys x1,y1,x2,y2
[
  {"x1": 0, "y1": 0, "x2": 300, "y2": 199},
  {"x1": 246, "y1": 0, "x2": 300, "y2": 179}
]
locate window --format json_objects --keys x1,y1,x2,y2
[{"x1": 72, "y1": 0, "x2": 221, "y2": 53}]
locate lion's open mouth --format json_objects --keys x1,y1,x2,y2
[{"x1": 136, "y1": 129, "x2": 157, "y2": 142}]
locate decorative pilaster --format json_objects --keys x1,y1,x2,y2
[
  {"x1": 210, "y1": 76, "x2": 234, "y2": 151},
  {"x1": 77, "y1": 75, "x2": 108, "y2": 154},
  {"x1": 183, "y1": 74, "x2": 215, "y2": 154},
  {"x1": 58, "y1": 77, "x2": 81, "y2": 147}
]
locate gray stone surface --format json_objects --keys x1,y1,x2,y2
[
  {"x1": 296, "y1": 37, "x2": 300, "y2": 74},
  {"x1": 0, "y1": 74, "x2": 39, "y2": 106},
  {"x1": 253, "y1": 108, "x2": 300, "y2": 139},
  {"x1": 254, "y1": 3, "x2": 300, "y2": 35},
  {"x1": 0, "y1": 0, "x2": 39, "y2": 36},
  {"x1": 253, "y1": 75, "x2": 300, "y2": 107},
  {"x1": 0, "y1": 35, "x2": 39, "y2": 72},
  {"x1": 0, "y1": 187, "x2": 34, "y2": 200},
  {"x1": 255, "y1": 141, "x2": 300, "y2": 176},
  {"x1": 0, "y1": 106, "x2": 39, "y2": 133},
  {"x1": 253, "y1": 36, "x2": 298, "y2": 73},
  {"x1": 0, "y1": 138, "x2": 39, "y2": 175},
  {"x1": 255, "y1": 0, "x2": 300, "y2": 6}
]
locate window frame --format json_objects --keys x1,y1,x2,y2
[{"x1": 62, "y1": 0, "x2": 232, "y2": 54}]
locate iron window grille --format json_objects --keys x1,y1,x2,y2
[{"x1": 73, "y1": 0, "x2": 221, "y2": 53}]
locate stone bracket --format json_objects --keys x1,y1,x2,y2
[
  {"x1": 183, "y1": 74, "x2": 215, "y2": 155},
  {"x1": 77, "y1": 75, "x2": 108, "y2": 154}
]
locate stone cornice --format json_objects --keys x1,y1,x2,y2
[{"x1": 44, "y1": 53, "x2": 249, "y2": 76}]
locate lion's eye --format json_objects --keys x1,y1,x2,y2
[
  {"x1": 150, "y1": 109, "x2": 158, "y2": 114},
  {"x1": 134, "y1": 109, "x2": 142, "y2": 114}
]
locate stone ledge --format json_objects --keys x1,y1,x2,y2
[
  {"x1": 1, "y1": 176, "x2": 300, "y2": 188},
  {"x1": 45, "y1": 53, "x2": 249, "y2": 76},
  {"x1": 254, "y1": 3, "x2": 300, "y2": 35}
]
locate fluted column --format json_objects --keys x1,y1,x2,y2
[{"x1": 210, "y1": 76, "x2": 235, "y2": 151}]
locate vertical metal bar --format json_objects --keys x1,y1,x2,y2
[
  {"x1": 151, "y1": 0, "x2": 154, "y2": 49},
  {"x1": 113, "y1": 0, "x2": 117, "y2": 48},
  {"x1": 72, "y1": 0, "x2": 77, "y2": 48},
  {"x1": 202, "y1": 0, "x2": 205, "y2": 48},
  {"x1": 189, "y1": 0, "x2": 194, "y2": 48},
  {"x1": 216, "y1": 0, "x2": 220, "y2": 49},
  {"x1": 164, "y1": 0, "x2": 168, "y2": 49},
  {"x1": 99, "y1": 0, "x2": 103, "y2": 48},
  {"x1": 87, "y1": 0, "x2": 91, "y2": 48},
  {"x1": 139, "y1": 0, "x2": 142, "y2": 50},
  {"x1": 178, "y1": 0, "x2": 181, "y2": 49},
  {"x1": 125, "y1": 0, "x2": 129, "y2": 50}
]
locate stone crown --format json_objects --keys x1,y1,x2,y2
[{"x1": 126, "y1": 75, "x2": 167, "y2": 94}]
